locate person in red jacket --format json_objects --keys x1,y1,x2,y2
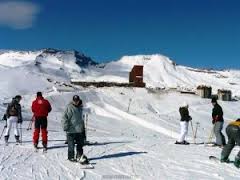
[{"x1": 32, "y1": 92, "x2": 52, "y2": 151}]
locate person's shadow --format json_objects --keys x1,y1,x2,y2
[
  {"x1": 47, "y1": 144, "x2": 68, "y2": 150},
  {"x1": 89, "y1": 151, "x2": 147, "y2": 161}
]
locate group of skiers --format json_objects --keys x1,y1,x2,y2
[
  {"x1": 2, "y1": 92, "x2": 240, "y2": 167},
  {"x1": 176, "y1": 97, "x2": 240, "y2": 168},
  {"x1": 1, "y1": 92, "x2": 89, "y2": 165}
]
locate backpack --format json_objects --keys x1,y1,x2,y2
[{"x1": 8, "y1": 103, "x2": 18, "y2": 116}]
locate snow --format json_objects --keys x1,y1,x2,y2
[
  {"x1": 0, "y1": 49, "x2": 240, "y2": 179},
  {"x1": 0, "y1": 50, "x2": 41, "y2": 67}
]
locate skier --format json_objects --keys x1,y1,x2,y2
[
  {"x1": 211, "y1": 97, "x2": 226, "y2": 147},
  {"x1": 62, "y1": 95, "x2": 89, "y2": 164},
  {"x1": 31, "y1": 92, "x2": 52, "y2": 151},
  {"x1": 220, "y1": 119, "x2": 240, "y2": 168},
  {"x1": 175, "y1": 102, "x2": 192, "y2": 145},
  {"x1": 64, "y1": 98, "x2": 87, "y2": 145},
  {"x1": 4, "y1": 95, "x2": 22, "y2": 144}
]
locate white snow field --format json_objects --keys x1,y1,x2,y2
[{"x1": 0, "y1": 49, "x2": 240, "y2": 180}]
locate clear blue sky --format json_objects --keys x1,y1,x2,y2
[{"x1": 0, "y1": 0, "x2": 239, "y2": 68}]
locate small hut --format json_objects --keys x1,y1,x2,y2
[
  {"x1": 196, "y1": 85, "x2": 212, "y2": 98},
  {"x1": 218, "y1": 89, "x2": 232, "y2": 101},
  {"x1": 129, "y1": 65, "x2": 145, "y2": 87}
]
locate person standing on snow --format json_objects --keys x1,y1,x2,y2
[
  {"x1": 4, "y1": 95, "x2": 22, "y2": 144},
  {"x1": 211, "y1": 97, "x2": 226, "y2": 147},
  {"x1": 32, "y1": 92, "x2": 52, "y2": 150},
  {"x1": 62, "y1": 95, "x2": 89, "y2": 164},
  {"x1": 175, "y1": 102, "x2": 192, "y2": 145},
  {"x1": 64, "y1": 98, "x2": 87, "y2": 145},
  {"x1": 220, "y1": 119, "x2": 240, "y2": 168}
]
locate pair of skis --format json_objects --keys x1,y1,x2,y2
[
  {"x1": 209, "y1": 156, "x2": 236, "y2": 167},
  {"x1": 5, "y1": 141, "x2": 21, "y2": 146},
  {"x1": 68, "y1": 159, "x2": 94, "y2": 169},
  {"x1": 34, "y1": 146, "x2": 47, "y2": 153}
]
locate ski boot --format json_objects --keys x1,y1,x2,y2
[
  {"x1": 183, "y1": 140, "x2": 190, "y2": 145},
  {"x1": 42, "y1": 143, "x2": 47, "y2": 153},
  {"x1": 33, "y1": 143, "x2": 38, "y2": 152},
  {"x1": 220, "y1": 156, "x2": 230, "y2": 163},
  {"x1": 15, "y1": 135, "x2": 20, "y2": 144},
  {"x1": 4, "y1": 135, "x2": 9, "y2": 145},
  {"x1": 68, "y1": 158, "x2": 76, "y2": 162},
  {"x1": 77, "y1": 154, "x2": 89, "y2": 165}
]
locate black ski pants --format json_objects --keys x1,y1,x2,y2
[{"x1": 67, "y1": 133, "x2": 84, "y2": 159}]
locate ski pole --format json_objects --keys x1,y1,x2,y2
[
  {"x1": 207, "y1": 125, "x2": 215, "y2": 144},
  {"x1": 194, "y1": 122, "x2": 200, "y2": 139},
  {"x1": 0, "y1": 126, "x2": 6, "y2": 140},
  {"x1": 190, "y1": 121, "x2": 196, "y2": 144},
  {"x1": 0, "y1": 119, "x2": 7, "y2": 140},
  {"x1": 127, "y1": 98, "x2": 132, "y2": 113},
  {"x1": 27, "y1": 116, "x2": 34, "y2": 130},
  {"x1": 20, "y1": 123, "x2": 22, "y2": 145},
  {"x1": 85, "y1": 114, "x2": 88, "y2": 142},
  {"x1": 27, "y1": 121, "x2": 32, "y2": 130}
]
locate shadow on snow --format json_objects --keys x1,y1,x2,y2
[{"x1": 89, "y1": 151, "x2": 147, "y2": 161}]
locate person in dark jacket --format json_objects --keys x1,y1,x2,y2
[
  {"x1": 4, "y1": 95, "x2": 22, "y2": 143},
  {"x1": 211, "y1": 97, "x2": 226, "y2": 147},
  {"x1": 32, "y1": 92, "x2": 52, "y2": 150},
  {"x1": 221, "y1": 119, "x2": 240, "y2": 168},
  {"x1": 175, "y1": 102, "x2": 192, "y2": 145},
  {"x1": 62, "y1": 95, "x2": 88, "y2": 164}
]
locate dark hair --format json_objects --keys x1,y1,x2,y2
[
  {"x1": 211, "y1": 97, "x2": 217, "y2": 103},
  {"x1": 37, "y1": 92, "x2": 42, "y2": 97},
  {"x1": 15, "y1": 95, "x2": 22, "y2": 100}
]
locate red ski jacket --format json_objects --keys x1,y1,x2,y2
[{"x1": 32, "y1": 97, "x2": 52, "y2": 118}]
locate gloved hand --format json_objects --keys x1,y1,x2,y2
[
  {"x1": 2, "y1": 114, "x2": 7, "y2": 121},
  {"x1": 188, "y1": 116, "x2": 192, "y2": 121},
  {"x1": 234, "y1": 156, "x2": 240, "y2": 168},
  {"x1": 4, "y1": 125, "x2": 7, "y2": 128},
  {"x1": 212, "y1": 120, "x2": 215, "y2": 124},
  {"x1": 18, "y1": 119, "x2": 22, "y2": 124}
]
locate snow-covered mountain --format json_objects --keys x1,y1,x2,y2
[
  {"x1": 0, "y1": 49, "x2": 240, "y2": 180},
  {"x1": 1, "y1": 49, "x2": 240, "y2": 96},
  {"x1": 82, "y1": 54, "x2": 240, "y2": 96}
]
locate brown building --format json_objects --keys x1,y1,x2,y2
[
  {"x1": 218, "y1": 89, "x2": 232, "y2": 101},
  {"x1": 129, "y1": 65, "x2": 146, "y2": 87},
  {"x1": 196, "y1": 85, "x2": 212, "y2": 98}
]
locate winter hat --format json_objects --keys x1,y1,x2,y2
[
  {"x1": 37, "y1": 92, "x2": 42, "y2": 97},
  {"x1": 211, "y1": 97, "x2": 217, "y2": 103},
  {"x1": 73, "y1": 95, "x2": 80, "y2": 102},
  {"x1": 182, "y1": 101, "x2": 188, "y2": 108}
]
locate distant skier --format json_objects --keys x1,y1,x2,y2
[
  {"x1": 175, "y1": 102, "x2": 192, "y2": 145},
  {"x1": 32, "y1": 92, "x2": 52, "y2": 151},
  {"x1": 220, "y1": 119, "x2": 240, "y2": 168},
  {"x1": 62, "y1": 95, "x2": 89, "y2": 164},
  {"x1": 4, "y1": 95, "x2": 22, "y2": 144},
  {"x1": 211, "y1": 97, "x2": 226, "y2": 147}
]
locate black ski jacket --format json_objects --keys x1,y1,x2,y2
[
  {"x1": 212, "y1": 103, "x2": 223, "y2": 123},
  {"x1": 179, "y1": 107, "x2": 192, "y2": 122}
]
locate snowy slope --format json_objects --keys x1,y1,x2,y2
[
  {"x1": 0, "y1": 50, "x2": 41, "y2": 67},
  {"x1": 0, "y1": 50, "x2": 240, "y2": 179}
]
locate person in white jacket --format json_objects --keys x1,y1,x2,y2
[{"x1": 175, "y1": 102, "x2": 192, "y2": 145}]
